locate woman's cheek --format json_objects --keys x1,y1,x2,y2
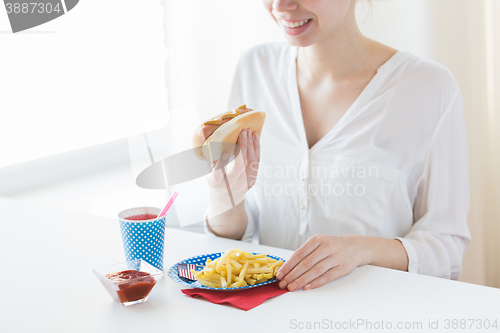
[
  {"x1": 262, "y1": 0, "x2": 273, "y2": 12},
  {"x1": 262, "y1": 0, "x2": 278, "y2": 24}
]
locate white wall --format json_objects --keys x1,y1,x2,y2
[
  {"x1": 357, "y1": 0, "x2": 434, "y2": 58},
  {"x1": 0, "y1": 0, "x2": 168, "y2": 168},
  {"x1": 163, "y1": 0, "x2": 285, "y2": 120}
]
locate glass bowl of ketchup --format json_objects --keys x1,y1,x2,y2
[{"x1": 93, "y1": 259, "x2": 164, "y2": 306}]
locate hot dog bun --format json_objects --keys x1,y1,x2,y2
[{"x1": 192, "y1": 107, "x2": 265, "y2": 161}]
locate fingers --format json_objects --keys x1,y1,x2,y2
[
  {"x1": 234, "y1": 129, "x2": 248, "y2": 171},
  {"x1": 302, "y1": 265, "x2": 350, "y2": 290},
  {"x1": 276, "y1": 235, "x2": 321, "y2": 284},
  {"x1": 210, "y1": 128, "x2": 260, "y2": 187},
  {"x1": 212, "y1": 129, "x2": 248, "y2": 178},
  {"x1": 247, "y1": 131, "x2": 260, "y2": 188},
  {"x1": 277, "y1": 234, "x2": 357, "y2": 291},
  {"x1": 278, "y1": 244, "x2": 331, "y2": 290},
  {"x1": 246, "y1": 129, "x2": 256, "y2": 164},
  {"x1": 253, "y1": 131, "x2": 260, "y2": 163},
  {"x1": 284, "y1": 256, "x2": 338, "y2": 291}
]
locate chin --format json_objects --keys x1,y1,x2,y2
[{"x1": 284, "y1": 35, "x2": 316, "y2": 48}]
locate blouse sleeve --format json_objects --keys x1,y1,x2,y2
[{"x1": 395, "y1": 89, "x2": 471, "y2": 280}]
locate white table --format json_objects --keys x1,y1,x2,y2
[{"x1": 0, "y1": 197, "x2": 499, "y2": 333}]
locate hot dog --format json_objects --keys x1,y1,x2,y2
[
  {"x1": 192, "y1": 105, "x2": 266, "y2": 161},
  {"x1": 197, "y1": 106, "x2": 253, "y2": 142}
]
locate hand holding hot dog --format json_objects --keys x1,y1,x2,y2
[
  {"x1": 193, "y1": 105, "x2": 264, "y2": 193},
  {"x1": 193, "y1": 105, "x2": 265, "y2": 239},
  {"x1": 192, "y1": 105, "x2": 265, "y2": 162},
  {"x1": 209, "y1": 127, "x2": 261, "y2": 193}
]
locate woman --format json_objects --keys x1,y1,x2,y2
[{"x1": 205, "y1": 0, "x2": 470, "y2": 291}]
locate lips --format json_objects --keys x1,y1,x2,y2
[
  {"x1": 280, "y1": 19, "x2": 311, "y2": 28},
  {"x1": 279, "y1": 19, "x2": 312, "y2": 36}
]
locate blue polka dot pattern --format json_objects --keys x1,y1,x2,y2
[
  {"x1": 167, "y1": 252, "x2": 286, "y2": 291},
  {"x1": 119, "y1": 216, "x2": 166, "y2": 271}
]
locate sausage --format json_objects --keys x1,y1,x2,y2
[{"x1": 197, "y1": 107, "x2": 253, "y2": 141}]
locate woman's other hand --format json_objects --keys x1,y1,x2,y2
[
  {"x1": 276, "y1": 235, "x2": 363, "y2": 291},
  {"x1": 276, "y1": 234, "x2": 408, "y2": 291}
]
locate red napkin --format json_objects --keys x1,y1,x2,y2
[{"x1": 181, "y1": 282, "x2": 289, "y2": 311}]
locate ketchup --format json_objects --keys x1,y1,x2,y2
[
  {"x1": 106, "y1": 270, "x2": 156, "y2": 303},
  {"x1": 124, "y1": 214, "x2": 157, "y2": 221}
]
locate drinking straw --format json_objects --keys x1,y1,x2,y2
[{"x1": 157, "y1": 191, "x2": 179, "y2": 218}]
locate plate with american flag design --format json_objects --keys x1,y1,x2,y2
[{"x1": 167, "y1": 252, "x2": 285, "y2": 291}]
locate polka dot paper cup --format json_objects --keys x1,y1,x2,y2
[{"x1": 118, "y1": 207, "x2": 166, "y2": 271}]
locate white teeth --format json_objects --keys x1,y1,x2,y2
[{"x1": 281, "y1": 19, "x2": 310, "y2": 28}]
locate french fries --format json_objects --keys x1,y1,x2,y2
[{"x1": 191, "y1": 248, "x2": 284, "y2": 288}]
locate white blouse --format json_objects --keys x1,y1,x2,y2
[{"x1": 223, "y1": 42, "x2": 470, "y2": 280}]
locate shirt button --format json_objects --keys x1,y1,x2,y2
[
  {"x1": 300, "y1": 205, "x2": 305, "y2": 210},
  {"x1": 301, "y1": 177, "x2": 305, "y2": 181}
]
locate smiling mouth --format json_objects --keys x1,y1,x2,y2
[{"x1": 280, "y1": 19, "x2": 312, "y2": 28}]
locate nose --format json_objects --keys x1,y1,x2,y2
[{"x1": 272, "y1": 0, "x2": 298, "y2": 12}]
